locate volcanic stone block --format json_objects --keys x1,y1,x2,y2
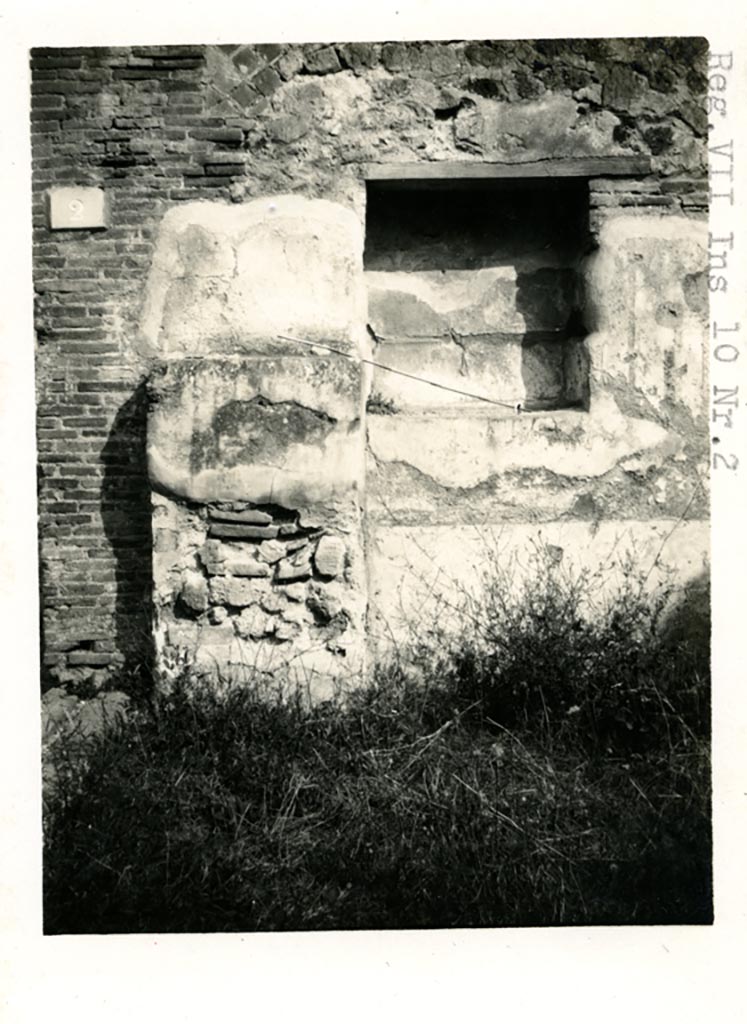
[
  {"x1": 227, "y1": 558, "x2": 271, "y2": 577},
  {"x1": 258, "y1": 539, "x2": 286, "y2": 564},
  {"x1": 236, "y1": 606, "x2": 276, "y2": 639},
  {"x1": 67, "y1": 652, "x2": 114, "y2": 667},
  {"x1": 307, "y1": 585, "x2": 343, "y2": 623},
  {"x1": 167, "y1": 621, "x2": 199, "y2": 649},
  {"x1": 199, "y1": 540, "x2": 225, "y2": 571},
  {"x1": 280, "y1": 602, "x2": 313, "y2": 625},
  {"x1": 209, "y1": 522, "x2": 280, "y2": 540},
  {"x1": 180, "y1": 570, "x2": 209, "y2": 613},
  {"x1": 276, "y1": 553, "x2": 313, "y2": 582},
  {"x1": 274, "y1": 620, "x2": 302, "y2": 641},
  {"x1": 209, "y1": 508, "x2": 273, "y2": 525},
  {"x1": 260, "y1": 590, "x2": 286, "y2": 614},
  {"x1": 200, "y1": 623, "x2": 235, "y2": 647},
  {"x1": 314, "y1": 535, "x2": 346, "y2": 578},
  {"x1": 209, "y1": 576, "x2": 261, "y2": 607}
]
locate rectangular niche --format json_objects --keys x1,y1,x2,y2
[{"x1": 364, "y1": 166, "x2": 597, "y2": 414}]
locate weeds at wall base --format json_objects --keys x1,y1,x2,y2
[{"x1": 42, "y1": 558, "x2": 711, "y2": 933}]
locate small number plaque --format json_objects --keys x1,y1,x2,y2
[{"x1": 47, "y1": 187, "x2": 107, "y2": 230}]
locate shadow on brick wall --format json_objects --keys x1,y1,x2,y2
[{"x1": 101, "y1": 382, "x2": 154, "y2": 694}]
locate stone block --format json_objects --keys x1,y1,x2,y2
[
  {"x1": 260, "y1": 590, "x2": 286, "y2": 614},
  {"x1": 282, "y1": 582, "x2": 306, "y2": 602},
  {"x1": 274, "y1": 620, "x2": 302, "y2": 641},
  {"x1": 231, "y1": 82, "x2": 261, "y2": 108},
  {"x1": 236, "y1": 606, "x2": 275, "y2": 639},
  {"x1": 381, "y1": 43, "x2": 409, "y2": 72},
  {"x1": 585, "y1": 214, "x2": 708, "y2": 415},
  {"x1": 276, "y1": 46, "x2": 304, "y2": 80},
  {"x1": 258, "y1": 539, "x2": 286, "y2": 564},
  {"x1": 367, "y1": 286, "x2": 448, "y2": 339},
  {"x1": 303, "y1": 46, "x2": 341, "y2": 75},
  {"x1": 209, "y1": 576, "x2": 261, "y2": 607},
  {"x1": 280, "y1": 602, "x2": 313, "y2": 625},
  {"x1": 227, "y1": 558, "x2": 271, "y2": 577},
  {"x1": 180, "y1": 570, "x2": 209, "y2": 613},
  {"x1": 307, "y1": 585, "x2": 343, "y2": 623},
  {"x1": 275, "y1": 552, "x2": 312, "y2": 582},
  {"x1": 200, "y1": 623, "x2": 236, "y2": 647},
  {"x1": 209, "y1": 508, "x2": 273, "y2": 525},
  {"x1": 366, "y1": 267, "x2": 577, "y2": 338},
  {"x1": 199, "y1": 539, "x2": 226, "y2": 570},
  {"x1": 267, "y1": 115, "x2": 308, "y2": 144},
  {"x1": 232, "y1": 46, "x2": 262, "y2": 76},
  {"x1": 253, "y1": 66, "x2": 282, "y2": 97},
  {"x1": 256, "y1": 43, "x2": 284, "y2": 62},
  {"x1": 209, "y1": 522, "x2": 280, "y2": 540},
  {"x1": 67, "y1": 651, "x2": 113, "y2": 667},
  {"x1": 154, "y1": 528, "x2": 178, "y2": 552},
  {"x1": 337, "y1": 42, "x2": 378, "y2": 71},
  {"x1": 521, "y1": 341, "x2": 566, "y2": 403},
  {"x1": 314, "y1": 535, "x2": 346, "y2": 578},
  {"x1": 285, "y1": 537, "x2": 313, "y2": 553},
  {"x1": 167, "y1": 620, "x2": 199, "y2": 649}
]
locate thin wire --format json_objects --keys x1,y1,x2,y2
[{"x1": 277, "y1": 333, "x2": 521, "y2": 411}]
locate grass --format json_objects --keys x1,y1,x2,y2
[{"x1": 43, "y1": 553, "x2": 711, "y2": 933}]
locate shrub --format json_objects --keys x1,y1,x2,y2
[{"x1": 43, "y1": 554, "x2": 711, "y2": 933}]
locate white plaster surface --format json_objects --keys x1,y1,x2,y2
[
  {"x1": 585, "y1": 213, "x2": 708, "y2": 413},
  {"x1": 368, "y1": 519, "x2": 710, "y2": 647},
  {"x1": 139, "y1": 195, "x2": 367, "y2": 355}
]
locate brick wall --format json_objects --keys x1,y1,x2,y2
[{"x1": 31, "y1": 39, "x2": 708, "y2": 691}]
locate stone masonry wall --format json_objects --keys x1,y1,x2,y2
[{"x1": 31, "y1": 39, "x2": 709, "y2": 691}]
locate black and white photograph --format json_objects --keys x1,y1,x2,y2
[
  {"x1": 32, "y1": 33, "x2": 715, "y2": 933},
  {"x1": 1, "y1": 3, "x2": 746, "y2": 1020}
]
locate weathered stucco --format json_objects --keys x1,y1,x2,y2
[
  {"x1": 367, "y1": 212, "x2": 708, "y2": 545},
  {"x1": 148, "y1": 356, "x2": 364, "y2": 505},
  {"x1": 139, "y1": 195, "x2": 368, "y2": 357}
]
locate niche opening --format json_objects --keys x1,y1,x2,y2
[{"x1": 364, "y1": 175, "x2": 593, "y2": 414}]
